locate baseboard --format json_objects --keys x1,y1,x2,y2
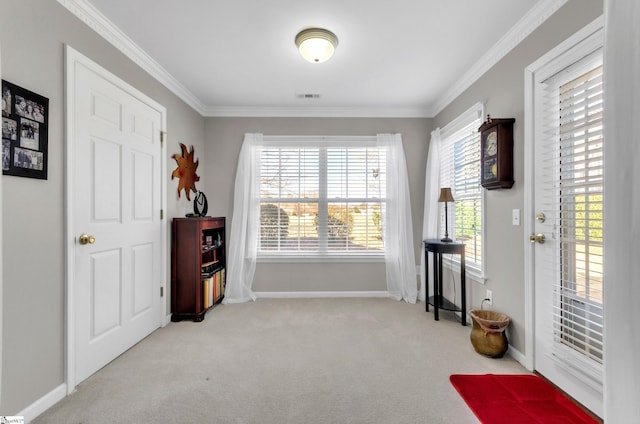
[
  {"x1": 163, "y1": 313, "x2": 172, "y2": 326},
  {"x1": 507, "y1": 345, "x2": 527, "y2": 368},
  {"x1": 254, "y1": 291, "x2": 390, "y2": 299},
  {"x1": 17, "y1": 383, "x2": 67, "y2": 423}
]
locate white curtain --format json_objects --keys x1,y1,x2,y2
[
  {"x1": 377, "y1": 134, "x2": 417, "y2": 303},
  {"x1": 223, "y1": 133, "x2": 262, "y2": 304},
  {"x1": 419, "y1": 129, "x2": 441, "y2": 302}
]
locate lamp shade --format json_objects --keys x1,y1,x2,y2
[
  {"x1": 438, "y1": 187, "x2": 455, "y2": 203},
  {"x1": 295, "y1": 28, "x2": 338, "y2": 63}
]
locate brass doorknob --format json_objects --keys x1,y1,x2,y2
[
  {"x1": 529, "y1": 233, "x2": 545, "y2": 244},
  {"x1": 79, "y1": 234, "x2": 95, "y2": 245}
]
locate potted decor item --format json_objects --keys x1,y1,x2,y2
[{"x1": 469, "y1": 308, "x2": 510, "y2": 358}]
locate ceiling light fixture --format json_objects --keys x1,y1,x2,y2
[{"x1": 295, "y1": 28, "x2": 338, "y2": 63}]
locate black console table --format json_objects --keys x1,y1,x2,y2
[{"x1": 424, "y1": 239, "x2": 466, "y2": 326}]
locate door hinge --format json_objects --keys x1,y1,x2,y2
[
  {"x1": 160, "y1": 131, "x2": 165, "y2": 146},
  {"x1": 160, "y1": 209, "x2": 164, "y2": 220},
  {"x1": 160, "y1": 286, "x2": 164, "y2": 297}
]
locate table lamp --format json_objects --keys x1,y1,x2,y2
[{"x1": 438, "y1": 187, "x2": 454, "y2": 242}]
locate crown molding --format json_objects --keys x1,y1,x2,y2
[
  {"x1": 59, "y1": 0, "x2": 566, "y2": 119},
  {"x1": 254, "y1": 291, "x2": 390, "y2": 299},
  {"x1": 203, "y1": 105, "x2": 431, "y2": 118},
  {"x1": 428, "y1": 0, "x2": 569, "y2": 117},
  {"x1": 57, "y1": 0, "x2": 206, "y2": 115},
  {"x1": 57, "y1": 0, "x2": 427, "y2": 118}
]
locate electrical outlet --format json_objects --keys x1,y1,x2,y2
[{"x1": 486, "y1": 289, "x2": 493, "y2": 305}]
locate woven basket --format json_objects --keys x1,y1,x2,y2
[
  {"x1": 469, "y1": 309, "x2": 510, "y2": 358},
  {"x1": 469, "y1": 309, "x2": 510, "y2": 334}
]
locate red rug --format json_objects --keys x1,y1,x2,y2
[{"x1": 450, "y1": 374, "x2": 599, "y2": 424}]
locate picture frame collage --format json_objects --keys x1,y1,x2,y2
[{"x1": 2, "y1": 80, "x2": 49, "y2": 179}]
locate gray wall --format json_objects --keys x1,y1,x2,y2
[
  {"x1": 204, "y1": 117, "x2": 431, "y2": 292},
  {"x1": 1, "y1": 0, "x2": 206, "y2": 413},
  {"x1": 433, "y1": 0, "x2": 603, "y2": 355},
  {"x1": 0, "y1": 0, "x2": 607, "y2": 416}
]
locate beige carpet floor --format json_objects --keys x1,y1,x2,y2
[{"x1": 34, "y1": 298, "x2": 527, "y2": 423}]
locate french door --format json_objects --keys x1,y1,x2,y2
[{"x1": 528, "y1": 22, "x2": 604, "y2": 417}]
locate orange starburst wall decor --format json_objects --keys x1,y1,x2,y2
[{"x1": 171, "y1": 143, "x2": 200, "y2": 200}]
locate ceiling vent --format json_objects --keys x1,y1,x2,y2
[{"x1": 296, "y1": 93, "x2": 321, "y2": 99}]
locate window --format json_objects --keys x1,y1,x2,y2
[
  {"x1": 556, "y1": 63, "x2": 604, "y2": 363},
  {"x1": 259, "y1": 137, "x2": 386, "y2": 258},
  {"x1": 439, "y1": 104, "x2": 484, "y2": 275}
]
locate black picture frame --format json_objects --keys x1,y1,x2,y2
[{"x1": 2, "y1": 80, "x2": 49, "y2": 179}]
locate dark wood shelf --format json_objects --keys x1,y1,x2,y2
[
  {"x1": 171, "y1": 217, "x2": 226, "y2": 322},
  {"x1": 427, "y1": 296, "x2": 462, "y2": 313}
]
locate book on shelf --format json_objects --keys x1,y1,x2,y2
[
  {"x1": 213, "y1": 272, "x2": 218, "y2": 303},
  {"x1": 209, "y1": 275, "x2": 214, "y2": 307},
  {"x1": 201, "y1": 260, "x2": 219, "y2": 276},
  {"x1": 202, "y1": 261, "x2": 226, "y2": 308},
  {"x1": 203, "y1": 278, "x2": 209, "y2": 309},
  {"x1": 216, "y1": 270, "x2": 222, "y2": 301},
  {"x1": 203, "y1": 276, "x2": 214, "y2": 309}
]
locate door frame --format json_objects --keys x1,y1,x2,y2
[
  {"x1": 0, "y1": 40, "x2": 4, "y2": 405},
  {"x1": 64, "y1": 45, "x2": 167, "y2": 394},
  {"x1": 523, "y1": 16, "x2": 604, "y2": 375}
]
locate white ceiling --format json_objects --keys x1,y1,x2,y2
[{"x1": 77, "y1": 0, "x2": 553, "y2": 117}]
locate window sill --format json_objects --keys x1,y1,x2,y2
[
  {"x1": 441, "y1": 257, "x2": 487, "y2": 284},
  {"x1": 257, "y1": 253, "x2": 385, "y2": 263}
]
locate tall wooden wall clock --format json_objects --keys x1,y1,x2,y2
[{"x1": 479, "y1": 116, "x2": 515, "y2": 189}]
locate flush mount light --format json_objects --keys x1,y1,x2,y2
[{"x1": 295, "y1": 28, "x2": 338, "y2": 63}]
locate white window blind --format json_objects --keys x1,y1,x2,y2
[
  {"x1": 439, "y1": 115, "x2": 483, "y2": 268},
  {"x1": 552, "y1": 64, "x2": 604, "y2": 364},
  {"x1": 259, "y1": 138, "x2": 386, "y2": 256}
]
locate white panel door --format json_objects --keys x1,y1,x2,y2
[{"x1": 72, "y1": 54, "x2": 163, "y2": 384}]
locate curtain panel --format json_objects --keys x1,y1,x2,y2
[
  {"x1": 420, "y1": 129, "x2": 442, "y2": 302},
  {"x1": 223, "y1": 133, "x2": 262, "y2": 304},
  {"x1": 377, "y1": 133, "x2": 417, "y2": 303}
]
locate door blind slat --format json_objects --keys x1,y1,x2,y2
[{"x1": 548, "y1": 64, "x2": 605, "y2": 364}]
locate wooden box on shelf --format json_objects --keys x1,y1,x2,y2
[{"x1": 171, "y1": 216, "x2": 226, "y2": 322}]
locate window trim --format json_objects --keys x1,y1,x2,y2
[
  {"x1": 439, "y1": 102, "x2": 487, "y2": 282},
  {"x1": 257, "y1": 135, "x2": 387, "y2": 261},
  {"x1": 257, "y1": 253, "x2": 385, "y2": 263}
]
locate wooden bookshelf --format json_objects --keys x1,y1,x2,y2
[{"x1": 171, "y1": 217, "x2": 226, "y2": 322}]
